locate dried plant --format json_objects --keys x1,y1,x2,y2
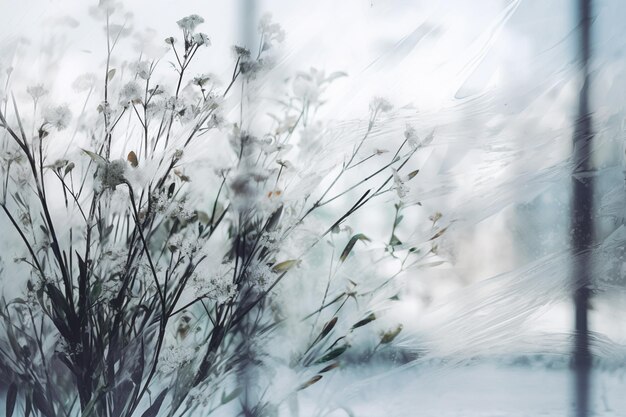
[{"x1": 0, "y1": 4, "x2": 442, "y2": 417}]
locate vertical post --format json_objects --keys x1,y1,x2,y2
[
  {"x1": 571, "y1": 0, "x2": 593, "y2": 416},
  {"x1": 237, "y1": 2, "x2": 259, "y2": 416}
]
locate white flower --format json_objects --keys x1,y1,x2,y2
[
  {"x1": 192, "y1": 33, "x2": 210, "y2": 47},
  {"x1": 258, "y1": 14, "x2": 285, "y2": 44},
  {"x1": 176, "y1": 14, "x2": 204, "y2": 32},
  {"x1": 192, "y1": 262, "x2": 236, "y2": 304},
  {"x1": 133, "y1": 60, "x2": 151, "y2": 80},
  {"x1": 159, "y1": 345, "x2": 196, "y2": 374},
  {"x1": 404, "y1": 124, "x2": 419, "y2": 150},
  {"x1": 26, "y1": 84, "x2": 48, "y2": 100},
  {"x1": 96, "y1": 159, "x2": 127, "y2": 191},
  {"x1": 370, "y1": 96, "x2": 393, "y2": 114},
  {"x1": 246, "y1": 261, "x2": 276, "y2": 291},
  {"x1": 43, "y1": 104, "x2": 72, "y2": 130},
  {"x1": 97, "y1": 101, "x2": 113, "y2": 118},
  {"x1": 232, "y1": 45, "x2": 251, "y2": 59},
  {"x1": 120, "y1": 81, "x2": 143, "y2": 104},
  {"x1": 107, "y1": 23, "x2": 132, "y2": 38},
  {"x1": 72, "y1": 73, "x2": 97, "y2": 92},
  {"x1": 169, "y1": 233, "x2": 200, "y2": 258},
  {"x1": 192, "y1": 73, "x2": 212, "y2": 87},
  {"x1": 260, "y1": 231, "x2": 284, "y2": 252},
  {"x1": 168, "y1": 200, "x2": 195, "y2": 222},
  {"x1": 391, "y1": 168, "x2": 409, "y2": 200}
]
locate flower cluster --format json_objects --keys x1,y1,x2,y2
[{"x1": 43, "y1": 104, "x2": 72, "y2": 130}]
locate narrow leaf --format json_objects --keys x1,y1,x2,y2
[
  {"x1": 107, "y1": 68, "x2": 116, "y2": 81},
  {"x1": 64, "y1": 162, "x2": 75, "y2": 176},
  {"x1": 317, "y1": 317, "x2": 337, "y2": 343},
  {"x1": 297, "y1": 375, "x2": 322, "y2": 391},
  {"x1": 429, "y1": 226, "x2": 449, "y2": 241},
  {"x1": 6, "y1": 383, "x2": 17, "y2": 417},
  {"x1": 81, "y1": 149, "x2": 107, "y2": 164},
  {"x1": 340, "y1": 234, "x2": 371, "y2": 262},
  {"x1": 318, "y1": 362, "x2": 340, "y2": 373},
  {"x1": 221, "y1": 387, "x2": 242, "y2": 405},
  {"x1": 272, "y1": 259, "x2": 299, "y2": 273},
  {"x1": 315, "y1": 345, "x2": 349, "y2": 364},
  {"x1": 32, "y1": 387, "x2": 54, "y2": 417},
  {"x1": 140, "y1": 388, "x2": 167, "y2": 417},
  {"x1": 351, "y1": 312, "x2": 376, "y2": 329}
]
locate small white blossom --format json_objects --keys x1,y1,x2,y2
[
  {"x1": 232, "y1": 45, "x2": 251, "y2": 59},
  {"x1": 96, "y1": 159, "x2": 127, "y2": 191},
  {"x1": 72, "y1": 73, "x2": 97, "y2": 92},
  {"x1": 43, "y1": 104, "x2": 72, "y2": 130},
  {"x1": 26, "y1": 84, "x2": 48, "y2": 100},
  {"x1": 120, "y1": 81, "x2": 143, "y2": 104},
  {"x1": 168, "y1": 200, "x2": 195, "y2": 222},
  {"x1": 192, "y1": 262, "x2": 236, "y2": 304},
  {"x1": 169, "y1": 233, "x2": 200, "y2": 258},
  {"x1": 192, "y1": 33, "x2": 210, "y2": 47},
  {"x1": 404, "y1": 124, "x2": 419, "y2": 150},
  {"x1": 192, "y1": 73, "x2": 212, "y2": 87},
  {"x1": 133, "y1": 60, "x2": 152, "y2": 80},
  {"x1": 177, "y1": 14, "x2": 204, "y2": 32},
  {"x1": 246, "y1": 261, "x2": 276, "y2": 291},
  {"x1": 391, "y1": 168, "x2": 409, "y2": 200},
  {"x1": 97, "y1": 101, "x2": 114, "y2": 118},
  {"x1": 258, "y1": 14, "x2": 286, "y2": 46},
  {"x1": 159, "y1": 345, "x2": 196, "y2": 374},
  {"x1": 260, "y1": 231, "x2": 284, "y2": 252},
  {"x1": 370, "y1": 96, "x2": 393, "y2": 114}
]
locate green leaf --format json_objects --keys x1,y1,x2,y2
[
  {"x1": 318, "y1": 362, "x2": 340, "y2": 373},
  {"x1": 380, "y1": 324, "x2": 403, "y2": 344},
  {"x1": 389, "y1": 234, "x2": 402, "y2": 247},
  {"x1": 64, "y1": 162, "x2": 75, "y2": 176},
  {"x1": 272, "y1": 259, "x2": 300, "y2": 273},
  {"x1": 339, "y1": 234, "x2": 371, "y2": 262},
  {"x1": 297, "y1": 375, "x2": 322, "y2": 391},
  {"x1": 46, "y1": 284, "x2": 70, "y2": 319},
  {"x1": 394, "y1": 214, "x2": 404, "y2": 227},
  {"x1": 196, "y1": 210, "x2": 210, "y2": 224},
  {"x1": 107, "y1": 68, "x2": 116, "y2": 81},
  {"x1": 351, "y1": 312, "x2": 376, "y2": 329},
  {"x1": 24, "y1": 393, "x2": 31, "y2": 417},
  {"x1": 6, "y1": 383, "x2": 17, "y2": 417},
  {"x1": 316, "y1": 317, "x2": 337, "y2": 343},
  {"x1": 407, "y1": 169, "x2": 419, "y2": 180},
  {"x1": 81, "y1": 149, "x2": 107, "y2": 165},
  {"x1": 315, "y1": 345, "x2": 349, "y2": 364},
  {"x1": 131, "y1": 339, "x2": 145, "y2": 386},
  {"x1": 90, "y1": 281, "x2": 103, "y2": 300},
  {"x1": 266, "y1": 205, "x2": 283, "y2": 231},
  {"x1": 429, "y1": 226, "x2": 449, "y2": 241},
  {"x1": 221, "y1": 387, "x2": 242, "y2": 404},
  {"x1": 140, "y1": 388, "x2": 167, "y2": 417},
  {"x1": 32, "y1": 386, "x2": 54, "y2": 417}
]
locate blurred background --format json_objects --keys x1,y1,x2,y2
[{"x1": 1, "y1": 0, "x2": 625, "y2": 415}]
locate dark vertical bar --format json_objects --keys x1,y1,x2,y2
[{"x1": 571, "y1": 0, "x2": 593, "y2": 416}]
